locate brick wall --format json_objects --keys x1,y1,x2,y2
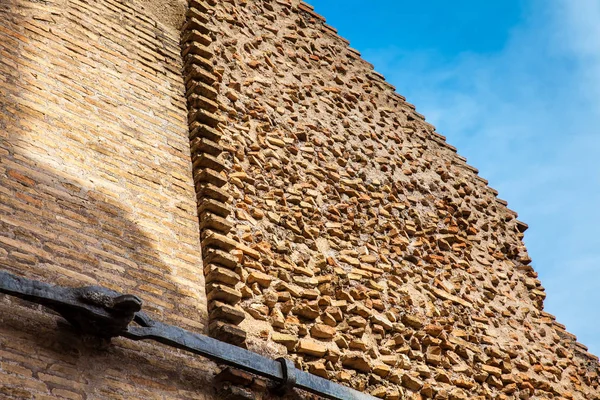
[
  {"x1": 192, "y1": 0, "x2": 600, "y2": 399},
  {"x1": 0, "y1": 0, "x2": 216, "y2": 398}
]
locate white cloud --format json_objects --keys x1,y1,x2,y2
[
  {"x1": 363, "y1": 0, "x2": 600, "y2": 355},
  {"x1": 557, "y1": 0, "x2": 600, "y2": 105}
]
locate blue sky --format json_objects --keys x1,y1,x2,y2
[{"x1": 309, "y1": 0, "x2": 600, "y2": 355}]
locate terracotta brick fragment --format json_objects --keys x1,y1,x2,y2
[{"x1": 297, "y1": 339, "x2": 327, "y2": 357}]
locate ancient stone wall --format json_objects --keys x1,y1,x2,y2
[
  {"x1": 0, "y1": 0, "x2": 216, "y2": 398},
  {"x1": 1, "y1": 0, "x2": 599, "y2": 399},
  {"x1": 191, "y1": 0, "x2": 600, "y2": 399}
]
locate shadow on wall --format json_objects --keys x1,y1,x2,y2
[
  {"x1": 0, "y1": 1, "x2": 216, "y2": 398},
  {"x1": 0, "y1": 6, "x2": 175, "y2": 319},
  {"x1": 0, "y1": 0, "x2": 208, "y2": 322}
]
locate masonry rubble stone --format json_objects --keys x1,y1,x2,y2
[{"x1": 186, "y1": 0, "x2": 600, "y2": 398}]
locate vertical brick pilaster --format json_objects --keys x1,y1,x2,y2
[{"x1": 181, "y1": 0, "x2": 247, "y2": 347}]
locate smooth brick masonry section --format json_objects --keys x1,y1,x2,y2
[{"x1": 0, "y1": 0, "x2": 214, "y2": 399}]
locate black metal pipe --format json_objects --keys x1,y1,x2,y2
[
  {"x1": 0, "y1": 270, "x2": 376, "y2": 400},
  {"x1": 123, "y1": 321, "x2": 373, "y2": 399}
]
